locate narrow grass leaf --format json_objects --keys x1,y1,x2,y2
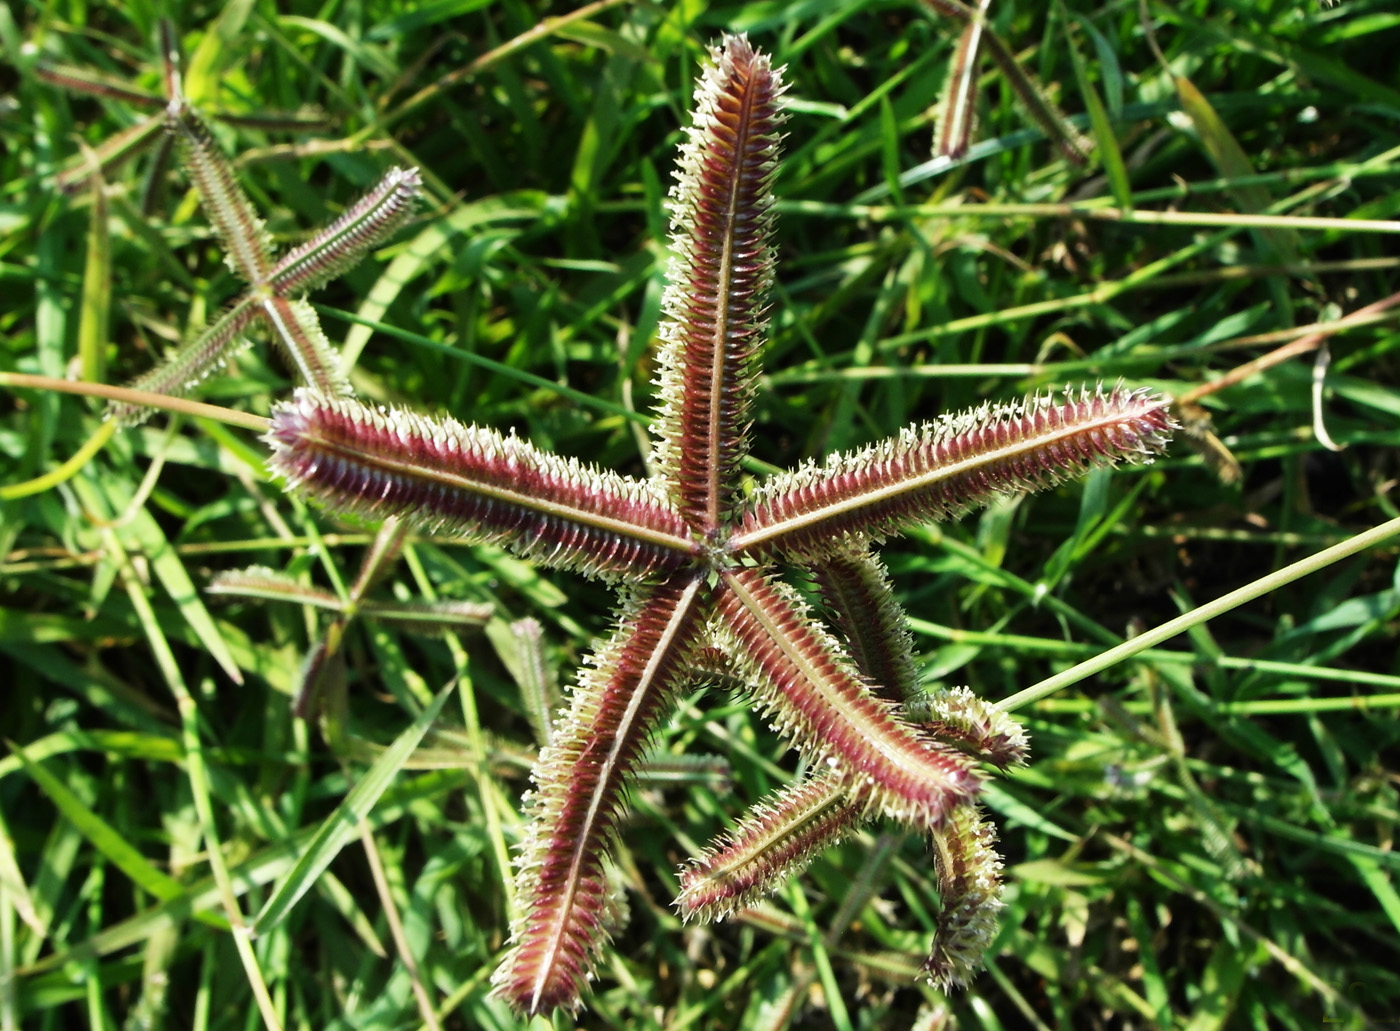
[
  {"x1": 252, "y1": 682, "x2": 454, "y2": 935},
  {"x1": 10, "y1": 745, "x2": 187, "y2": 904},
  {"x1": 106, "y1": 484, "x2": 244, "y2": 685},
  {"x1": 1063, "y1": 7, "x2": 1130, "y2": 211},
  {"x1": 78, "y1": 156, "x2": 110, "y2": 385},
  {"x1": 0, "y1": 806, "x2": 42, "y2": 934},
  {"x1": 1173, "y1": 75, "x2": 1299, "y2": 266},
  {"x1": 1348, "y1": 854, "x2": 1400, "y2": 938}
]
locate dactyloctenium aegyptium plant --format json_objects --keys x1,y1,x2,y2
[
  {"x1": 255, "y1": 36, "x2": 1176, "y2": 1014},
  {"x1": 37, "y1": 24, "x2": 1175, "y2": 1016}
]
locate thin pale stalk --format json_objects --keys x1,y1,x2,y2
[
  {"x1": 355, "y1": 599, "x2": 493, "y2": 631},
  {"x1": 1001, "y1": 514, "x2": 1400, "y2": 712}
]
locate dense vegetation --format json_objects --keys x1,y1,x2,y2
[{"x1": 2, "y1": 1, "x2": 1398, "y2": 1029}]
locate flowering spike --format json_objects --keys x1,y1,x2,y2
[
  {"x1": 804, "y1": 546, "x2": 920, "y2": 703},
  {"x1": 922, "y1": 805, "x2": 1006, "y2": 989},
  {"x1": 652, "y1": 35, "x2": 786, "y2": 530},
  {"x1": 677, "y1": 770, "x2": 858, "y2": 923},
  {"x1": 167, "y1": 103, "x2": 274, "y2": 283},
  {"x1": 206, "y1": 566, "x2": 343, "y2": 611},
  {"x1": 735, "y1": 385, "x2": 1176, "y2": 559},
  {"x1": 933, "y1": 0, "x2": 991, "y2": 160},
  {"x1": 905, "y1": 686, "x2": 1030, "y2": 769},
  {"x1": 266, "y1": 391, "x2": 698, "y2": 580},
  {"x1": 922, "y1": 0, "x2": 1092, "y2": 163},
  {"x1": 492, "y1": 578, "x2": 709, "y2": 1015},
  {"x1": 716, "y1": 568, "x2": 980, "y2": 830},
  {"x1": 34, "y1": 61, "x2": 165, "y2": 107},
  {"x1": 106, "y1": 294, "x2": 260, "y2": 424},
  {"x1": 270, "y1": 167, "x2": 423, "y2": 296},
  {"x1": 57, "y1": 26, "x2": 1179, "y2": 1013},
  {"x1": 258, "y1": 295, "x2": 352, "y2": 397}
]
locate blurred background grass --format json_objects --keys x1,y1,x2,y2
[{"x1": 2, "y1": 1, "x2": 1399, "y2": 1029}]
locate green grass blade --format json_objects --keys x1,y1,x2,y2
[
  {"x1": 10, "y1": 744, "x2": 191, "y2": 908},
  {"x1": 252, "y1": 683, "x2": 454, "y2": 935}
]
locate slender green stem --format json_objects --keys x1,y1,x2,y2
[{"x1": 1000, "y1": 516, "x2": 1400, "y2": 712}]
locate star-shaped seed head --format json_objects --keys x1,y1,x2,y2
[{"x1": 264, "y1": 33, "x2": 1174, "y2": 1015}]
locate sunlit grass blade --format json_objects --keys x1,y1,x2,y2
[
  {"x1": 0, "y1": 806, "x2": 43, "y2": 934},
  {"x1": 1062, "y1": 4, "x2": 1131, "y2": 210},
  {"x1": 356, "y1": 598, "x2": 493, "y2": 630},
  {"x1": 252, "y1": 682, "x2": 454, "y2": 935},
  {"x1": 77, "y1": 150, "x2": 110, "y2": 384},
  {"x1": 95, "y1": 480, "x2": 245, "y2": 686}
]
